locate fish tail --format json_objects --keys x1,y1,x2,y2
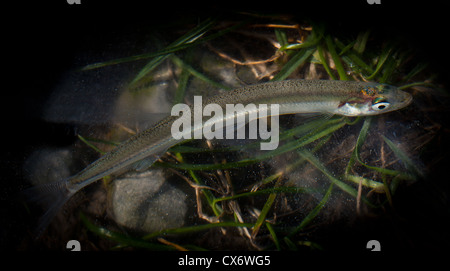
[{"x1": 23, "y1": 178, "x2": 76, "y2": 237}]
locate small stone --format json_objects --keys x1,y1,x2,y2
[{"x1": 108, "y1": 169, "x2": 189, "y2": 233}]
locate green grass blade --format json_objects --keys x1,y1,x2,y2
[
  {"x1": 82, "y1": 18, "x2": 216, "y2": 72},
  {"x1": 347, "y1": 117, "x2": 415, "y2": 180},
  {"x1": 155, "y1": 158, "x2": 257, "y2": 171},
  {"x1": 378, "y1": 52, "x2": 398, "y2": 83},
  {"x1": 402, "y1": 62, "x2": 429, "y2": 82},
  {"x1": 265, "y1": 222, "x2": 280, "y2": 250},
  {"x1": 338, "y1": 40, "x2": 356, "y2": 56},
  {"x1": 252, "y1": 186, "x2": 278, "y2": 237},
  {"x1": 212, "y1": 187, "x2": 313, "y2": 206},
  {"x1": 142, "y1": 221, "x2": 254, "y2": 240},
  {"x1": 366, "y1": 44, "x2": 394, "y2": 80},
  {"x1": 175, "y1": 152, "x2": 223, "y2": 217},
  {"x1": 283, "y1": 237, "x2": 298, "y2": 250},
  {"x1": 278, "y1": 34, "x2": 319, "y2": 51},
  {"x1": 298, "y1": 149, "x2": 359, "y2": 199},
  {"x1": 129, "y1": 19, "x2": 251, "y2": 87},
  {"x1": 353, "y1": 30, "x2": 370, "y2": 54},
  {"x1": 272, "y1": 23, "x2": 322, "y2": 80},
  {"x1": 170, "y1": 55, "x2": 231, "y2": 90},
  {"x1": 130, "y1": 19, "x2": 216, "y2": 86},
  {"x1": 77, "y1": 134, "x2": 106, "y2": 155},
  {"x1": 345, "y1": 117, "x2": 372, "y2": 175},
  {"x1": 344, "y1": 174, "x2": 384, "y2": 191},
  {"x1": 80, "y1": 213, "x2": 176, "y2": 250},
  {"x1": 173, "y1": 56, "x2": 192, "y2": 105},
  {"x1": 317, "y1": 44, "x2": 336, "y2": 80},
  {"x1": 288, "y1": 183, "x2": 333, "y2": 237},
  {"x1": 188, "y1": 168, "x2": 223, "y2": 217},
  {"x1": 271, "y1": 47, "x2": 315, "y2": 81},
  {"x1": 335, "y1": 39, "x2": 374, "y2": 75},
  {"x1": 382, "y1": 135, "x2": 423, "y2": 179},
  {"x1": 274, "y1": 28, "x2": 289, "y2": 48},
  {"x1": 279, "y1": 22, "x2": 324, "y2": 51},
  {"x1": 80, "y1": 46, "x2": 184, "y2": 71},
  {"x1": 78, "y1": 136, "x2": 120, "y2": 147},
  {"x1": 325, "y1": 35, "x2": 348, "y2": 80},
  {"x1": 399, "y1": 81, "x2": 435, "y2": 90}
]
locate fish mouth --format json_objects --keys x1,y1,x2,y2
[
  {"x1": 393, "y1": 90, "x2": 413, "y2": 109},
  {"x1": 402, "y1": 92, "x2": 413, "y2": 107}
]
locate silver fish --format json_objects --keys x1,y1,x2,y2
[{"x1": 27, "y1": 79, "x2": 412, "y2": 234}]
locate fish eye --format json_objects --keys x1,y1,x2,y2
[{"x1": 372, "y1": 102, "x2": 390, "y2": 111}]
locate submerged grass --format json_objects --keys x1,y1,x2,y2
[{"x1": 77, "y1": 16, "x2": 430, "y2": 250}]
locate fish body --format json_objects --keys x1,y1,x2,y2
[{"x1": 28, "y1": 79, "x2": 412, "y2": 234}]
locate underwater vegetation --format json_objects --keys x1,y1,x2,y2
[{"x1": 20, "y1": 12, "x2": 450, "y2": 251}]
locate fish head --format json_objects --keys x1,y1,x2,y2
[{"x1": 335, "y1": 83, "x2": 412, "y2": 116}]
